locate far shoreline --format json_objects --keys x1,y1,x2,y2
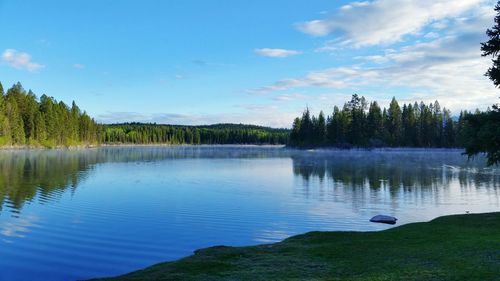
[{"x1": 0, "y1": 143, "x2": 470, "y2": 153}]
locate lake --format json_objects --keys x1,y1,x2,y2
[{"x1": 0, "y1": 146, "x2": 499, "y2": 281}]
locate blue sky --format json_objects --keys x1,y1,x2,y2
[{"x1": 0, "y1": 0, "x2": 498, "y2": 127}]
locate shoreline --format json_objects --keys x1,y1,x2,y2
[
  {"x1": 0, "y1": 143, "x2": 468, "y2": 152},
  {"x1": 0, "y1": 144, "x2": 99, "y2": 151},
  {"x1": 92, "y1": 212, "x2": 500, "y2": 281}
]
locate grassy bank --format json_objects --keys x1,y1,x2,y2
[{"x1": 94, "y1": 212, "x2": 500, "y2": 281}]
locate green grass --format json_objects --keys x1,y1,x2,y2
[{"x1": 93, "y1": 212, "x2": 500, "y2": 281}]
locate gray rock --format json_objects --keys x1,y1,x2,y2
[{"x1": 370, "y1": 215, "x2": 397, "y2": 224}]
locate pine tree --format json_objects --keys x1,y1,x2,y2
[
  {"x1": 367, "y1": 101, "x2": 383, "y2": 145},
  {"x1": 5, "y1": 95, "x2": 25, "y2": 144},
  {"x1": 34, "y1": 111, "x2": 47, "y2": 142},
  {"x1": 386, "y1": 97, "x2": 402, "y2": 146},
  {"x1": 464, "y1": 1, "x2": 500, "y2": 165},
  {"x1": 401, "y1": 104, "x2": 411, "y2": 146},
  {"x1": 443, "y1": 109, "x2": 455, "y2": 147},
  {"x1": 315, "y1": 111, "x2": 326, "y2": 145},
  {"x1": 326, "y1": 106, "x2": 341, "y2": 145},
  {"x1": 345, "y1": 94, "x2": 367, "y2": 145},
  {"x1": 298, "y1": 108, "x2": 313, "y2": 146},
  {"x1": 23, "y1": 90, "x2": 38, "y2": 143},
  {"x1": 481, "y1": 1, "x2": 500, "y2": 86},
  {"x1": 291, "y1": 117, "x2": 301, "y2": 145},
  {"x1": 432, "y1": 101, "x2": 443, "y2": 147},
  {"x1": 0, "y1": 82, "x2": 8, "y2": 145}
]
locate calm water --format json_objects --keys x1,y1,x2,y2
[{"x1": 0, "y1": 146, "x2": 499, "y2": 280}]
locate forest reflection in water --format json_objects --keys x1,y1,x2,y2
[
  {"x1": 0, "y1": 146, "x2": 288, "y2": 212},
  {"x1": 0, "y1": 146, "x2": 499, "y2": 281},
  {"x1": 0, "y1": 146, "x2": 498, "y2": 214},
  {"x1": 292, "y1": 149, "x2": 499, "y2": 206}
]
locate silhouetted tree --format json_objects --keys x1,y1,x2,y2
[
  {"x1": 386, "y1": 97, "x2": 402, "y2": 146},
  {"x1": 463, "y1": 2, "x2": 500, "y2": 165},
  {"x1": 367, "y1": 101, "x2": 383, "y2": 146},
  {"x1": 481, "y1": 1, "x2": 500, "y2": 86}
]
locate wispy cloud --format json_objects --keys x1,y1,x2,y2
[
  {"x1": 296, "y1": 0, "x2": 482, "y2": 47},
  {"x1": 98, "y1": 109, "x2": 296, "y2": 128},
  {"x1": 250, "y1": 2, "x2": 497, "y2": 112},
  {"x1": 273, "y1": 93, "x2": 307, "y2": 102},
  {"x1": 2, "y1": 49, "x2": 44, "y2": 71},
  {"x1": 254, "y1": 48, "x2": 302, "y2": 58},
  {"x1": 253, "y1": 35, "x2": 496, "y2": 111},
  {"x1": 249, "y1": 67, "x2": 374, "y2": 94},
  {"x1": 98, "y1": 112, "x2": 151, "y2": 123},
  {"x1": 73, "y1": 63, "x2": 85, "y2": 69}
]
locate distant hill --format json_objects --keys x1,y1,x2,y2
[{"x1": 103, "y1": 123, "x2": 289, "y2": 145}]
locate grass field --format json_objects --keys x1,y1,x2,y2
[{"x1": 93, "y1": 212, "x2": 500, "y2": 281}]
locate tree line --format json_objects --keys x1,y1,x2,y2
[
  {"x1": 104, "y1": 123, "x2": 289, "y2": 145},
  {"x1": 1, "y1": 80, "x2": 495, "y2": 165},
  {"x1": 290, "y1": 94, "x2": 486, "y2": 150},
  {"x1": 0, "y1": 82, "x2": 289, "y2": 147},
  {"x1": 0, "y1": 82, "x2": 100, "y2": 147}
]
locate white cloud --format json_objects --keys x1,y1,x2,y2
[
  {"x1": 296, "y1": 0, "x2": 482, "y2": 47},
  {"x1": 2, "y1": 49, "x2": 44, "y2": 71},
  {"x1": 379, "y1": 37, "x2": 497, "y2": 110},
  {"x1": 254, "y1": 48, "x2": 302, "y2": 58},
  {"x1": 250, "y1": 2, "x2": 498, "y2": 113},
  {"x1": 252, "y1": 37, "x2": 496, "y2": 112},
  {"x1": 424, "y1": 32, "x2": 440, "y2": 39},
  {"x1": 432, "y1": 20, "x2": 449, "y2": 29},
  {"x1": 73, "y1": 63, "x2": 85, "y2": 69}
]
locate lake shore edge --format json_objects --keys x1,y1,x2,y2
[
  {"x1": 0, "y1": 143, "x2": 469, "y2": 152},
  {"x1": 91, "y1": 212, "x2": 500, "y2": 281}
]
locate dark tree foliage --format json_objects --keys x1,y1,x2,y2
[
  {"x1": 0, "y1": 82, "x2": 100, "y2": 147},
  {"x1": 465, "y1": 1, "x2": 500, "y2": 166},
  {"x1": 463, "y1": 106, "x2": 500, "y2": 166},
  {"x1": 103, "y1": 123, "x2": 289, "y2": 145},
  {"x1": 289, "y1": 95, "x2": 480, "y2": 150},
  {"x1": 481, "y1": 1, "x2": 500, "y2": 87},
  {"x1": 366, "y1": 101, "x2": 383, "y2": 145}
]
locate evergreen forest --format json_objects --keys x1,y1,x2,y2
[
  {"x1": 1, "y1": 80, "x2": 497, "y2": 166},
  {"x1": 0, "y1": 82, "x2": 100, "y2": 147},
  {"x1": 0, "y1": 81, "x2": 288, "y2": 147},
  {"x1": 103, "y1": 123, "x2": 289, "y2": 145},
  {"x1": 289, "y1": 94, "x2": 496, "y2": 156}
]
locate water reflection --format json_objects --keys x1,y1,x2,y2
[
  {"x1": 0, "y1": 150, "x2": 97, "y2": 212},
  {"x1": 0, "y1": 147, "x2": 498, "y2": 281},
  {"x1": 0, "y1": 146, "x2": 290, "y2": 213},
  {"x1": 1, "y1": 147, "x2": 498, "y2": 214},
  {"x1": 292, "y1": 149, "x2": 499, "y2": 203}
]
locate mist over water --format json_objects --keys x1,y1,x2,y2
[{"x1": 0, "y1": 146, "x2": 498, "y2": 281}]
